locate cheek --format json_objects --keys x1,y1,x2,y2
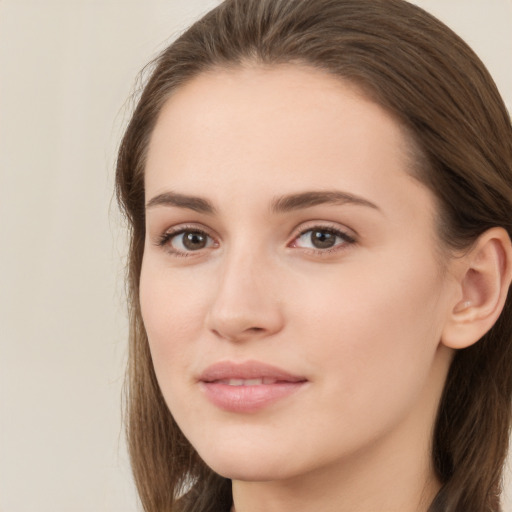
[
  {"x1": 294, "y1": 252, "x2": 447, "y2": 410},
  {"x1": 139, "y1": 257, "x2": 208, "y2": 377}
]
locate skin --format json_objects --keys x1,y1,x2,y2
[{"x1": 140, "y1": 65, "x2": 465, "y2": 512}]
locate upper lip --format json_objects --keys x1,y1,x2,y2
[{"x1": 198, "y1": 360, "x2": 307, "y2": 383}]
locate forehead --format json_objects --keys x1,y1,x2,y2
[
  {"x1": 144, "y1": 64, "x2": 429, "y2": 221},
  {"x1": 148, "y1": 64, "x2": 411, "y2": 157}
]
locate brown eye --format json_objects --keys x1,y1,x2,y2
[
  {"x1": 310, "y1": 230, "x2": 336, "y2": 249},
  {"x1": 181, "y1": 231, "x2": 208, "y2": 250},
  {"x1": 168, "y1": 229, "x2": 214, "y2": 253},
  {"x1": 292, "y1": 227, "x2": 355, "y2": 252}
]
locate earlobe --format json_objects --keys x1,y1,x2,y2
[{"x1": 441, "y1": 227, "x2": 512, "y2": 350}]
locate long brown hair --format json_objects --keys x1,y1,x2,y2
[{"x1": 115, "y1": 1, "x2": 512, "y2": 510}]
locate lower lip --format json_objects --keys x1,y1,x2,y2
[{"x1": 200, "y1": 381, "x2": 306, "y2": 413}]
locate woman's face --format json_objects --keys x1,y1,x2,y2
[{"x1": 140, "y1": 65, "x2": 458, "y2": 483}]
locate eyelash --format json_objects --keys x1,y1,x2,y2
[
  {"x1": 289, "y1": 225, "x2": 356, "y2": 255},
  {"x1": 155, "y1": 224, "x2": 356, "y2": 258},
  {"x1": 156, "y1": 224, "x2": 217, "y2": 258}
]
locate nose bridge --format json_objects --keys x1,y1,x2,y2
[
  {"x1": 223, "y1": 244, "x2": 263, "y2": 293},
  {"x1": 206, "y1": 241, "x2": 283, "y2": 341}
]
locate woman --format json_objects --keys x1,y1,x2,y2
[{"x1": 115, "y1": 0, "x2": 512, "y2": 511}]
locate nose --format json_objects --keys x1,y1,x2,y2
[{"x1": 205, "y1": 249, "x2": 285, "y2": 343}]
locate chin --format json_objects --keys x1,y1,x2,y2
[
  {"x1": 208, "y1": 460, "x2": 293, "y2": 483},
  {"x1": 195, "y1": 441, "x2": 302, "y2": 482}
]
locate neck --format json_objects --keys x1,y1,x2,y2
[{"x1": 231, "y1": 441, "x2": 440, "y2": 512}]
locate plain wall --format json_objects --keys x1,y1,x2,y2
[{"x1": 0, "y1": 1, "x2": 510, "y2": 511}]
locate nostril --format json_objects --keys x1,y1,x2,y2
[{"x1": 211, "y1": 325, "x2": 265, "y2": 342}]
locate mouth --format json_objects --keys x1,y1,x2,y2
[
  {"x1": 198, "y1": 360, "x2": 308, "y2": 413},
  {"x1": 210, "y1": 377, "x2": 289, "y2": 386}
]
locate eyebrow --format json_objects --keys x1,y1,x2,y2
[
  {"x1": 270, "y1": 190, "x2": 380, "y2": 213},
  {"x1": 146, "y1": 191, "x2": 216, "y2": 214},
  {"x1": 145, "y1": 189, "x2": 380, "y2": 215}
]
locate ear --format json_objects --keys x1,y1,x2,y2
[{"x1": 442, "y1": 227, "x2": 512, "y2": 349}]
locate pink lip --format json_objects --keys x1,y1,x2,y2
[{"x1": 198, "y1": 361, "x2": 308, "y2": 413}]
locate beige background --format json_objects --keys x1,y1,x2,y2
[{"x1": 0, "y1": 1, "x2": 511, "y2": 511}]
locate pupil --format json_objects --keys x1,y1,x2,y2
[
  {"x1": 311, "y1": 230, "x2": 335, "y2": 249},
  {"x1": 183, "y1": 231, "x2": 207, "y2": 250}
]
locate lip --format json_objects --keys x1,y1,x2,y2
[{"x1": 198, "y1": 360, "x2": 308, "y2": 413}]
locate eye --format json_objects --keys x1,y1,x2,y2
[
  {"x1": 158, "y1": 228, "x2": 216, "y2": 256},
  {"x1": 291, "y1": 226, "x2": 355, "y2": 252}
]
